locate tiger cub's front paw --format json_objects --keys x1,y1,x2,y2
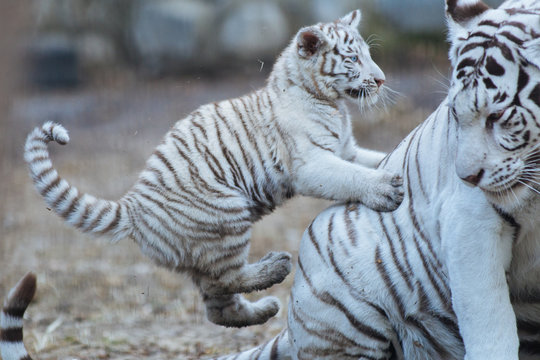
[{"x1": 363, "y1": 171, "x2": 404, "y2": 212}]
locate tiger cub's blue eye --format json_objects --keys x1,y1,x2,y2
[{"x1": 350, "y1": 56, "x2": 358, "y2": 62}]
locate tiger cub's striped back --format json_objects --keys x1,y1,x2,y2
[{"x1": 24, "y1": 9, "x2": 404, "y2": 328}]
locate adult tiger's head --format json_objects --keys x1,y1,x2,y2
[
  {"x1": 277, "y1": 10, "x2": 385, "y2": 108},
  {"x1": 446, "y1": 0, "x2": 540, "y2": 209}
]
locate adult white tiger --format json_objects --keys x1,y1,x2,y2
[
  {"x1": 213, "y1": 0, "x2": 540, "y2": 359},
  {"x1": 23, "y1": 11, "x2": 403, "y2": 329}
]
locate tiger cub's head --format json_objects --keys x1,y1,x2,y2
[
  {"x1": 446, "y1": 0, "x2": 540, "y2": 209},
  {"x1": 281, "y1": 10, "x2": 385, "y2": 108}
]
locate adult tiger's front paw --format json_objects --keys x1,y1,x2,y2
[{"x1": 363, "y1": 171, "x2": 404, "y2": 212}]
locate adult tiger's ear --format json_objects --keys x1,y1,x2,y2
[
  {"x1": 522, "y1": 37, "x2": 540, "y2": 70},
  {"x1": 339, "y1": 9, "x2": 362, "y2": 29},
  {"x1": 296, "y1": 27, "x2": 327, "y2": 58},
  {"x1": 445, "y1": 0, "x2": 490, "y2": 65},
  {"x1": 446, "y1": 0, "x2": 490, "y2": 25}
]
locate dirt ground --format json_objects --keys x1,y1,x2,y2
[{"x1": 0, "y1": 3, "x2": 452, "y2": 359}]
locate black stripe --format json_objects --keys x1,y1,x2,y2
[
  {"x1": 390, "y1": 215, "x2": 415, "y2": 281},
  {"x1": 0, "y1": 328, "x2": 23, "y2": 342},
  {"x1": 270, "y1": 334, "x2": 280, "y2": 359},
  {"x1": 298, "y1": 258, "x2": 389, "y2": 342},
  {"x1": 130, "y1": 197, "x2": 184, "y2": 258},
  {"x1": 59, "y1": 192, "x2": 79, "y2": 219},
  {"x1": 499, "y1": 31, "x2": 523, "y2": 45},
  {"x1": 477, "y1": 19, "x2": 499, "y2": 28},
  {"x1": 485, "y1": 56, "x2": 505, "y2": 76},
  {"x1": 290, "y1": 295, "x2": 377, "y2": 352},
  {"x1": 405, "y1": 315, "x2": 453, "y2": 358},
  {"x1": 504, "y1": 21, "x2": 527, "y2": 33},
  {"x1": 86, "y1": 203, "x2": 111, "y2": 232},
  {"x1": 51, "y1": 184, "x2": 70, "y2": 209},
  {"x1": 517, "y1": 67, "x2": 529, "y2": 94},
  {"x1": 456, "y1": 58, "x2": 476, "y2": 71},
  {"x1": 40, "y1": 176, "x2": 61, "y2": 198},
  {"x1": 492, "y1": 205, "x2": 521, "y2": 243},
  {"x1": 74, "y1": 203, "x2": 91, "y2": 228},
  {"x1": 520, "y1": 340, "x2": 540, "y2": 355},
  {"x1": 378, "y1": 214, "x2": 414, "y2": 291},
  {"x1": 33, "y1": 166, "x2": 54, "y2": 182},
  {"x1": 307, "y1": 224, "x2": 326, "y2": 265},
  {"x1": 483, "y1": 77, "x2": 497, "y2": 89},
  {"x1": 375, "y1": 246, "x2": 405, "y2": 317},
  {"x1": 517, "y1": 318, "x2": 540, "y2": 333},
  {"x1": 459, "y1": 40, "x2": 514, "y2": 62},
  {"x1": 97, "y1": 204, "x2": 121, "y2": 235},
  {"x1": 2, "y1": 307, "x2": 25, "y2": 318},
  {"x1": 529, "y1": 83, "x2": 540, "y2": 107}
]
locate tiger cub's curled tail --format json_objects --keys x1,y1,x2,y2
[
  {"x1": 24, "y1": 122, "x2": 131, "y2": 241},
  {"x1": 0, "y1": 272, "x2": 36, "y2": 360}
]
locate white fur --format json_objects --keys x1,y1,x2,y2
[
  {"x1": 0, "y1": 342, "x2": 28, "y2": 360},
  {"x1": 0, "y1": 314, "x2": 22, "y2": 330}
]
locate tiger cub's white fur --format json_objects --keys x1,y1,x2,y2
[{"x1": 24, "y1": 10, "x2": 403, "y2": 328}]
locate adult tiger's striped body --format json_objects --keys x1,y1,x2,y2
[
  {"x1": 215, "y1": 0, "x2": 540, "y2": 359},
  {"x1": 24, "y1": 10, "x2": 403, "y2": 328}
]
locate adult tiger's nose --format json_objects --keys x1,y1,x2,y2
[
  {"x1": 375, "y1": 78, "x2": 385, "y2": 88},
  {"x1": 460, "y1": 169, "x2": 485, "y2": 186}
]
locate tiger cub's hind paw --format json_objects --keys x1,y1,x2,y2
[
  {"x1": 252, "y1": 251, "x2": 292, "y2": 291},
  {"x1": 205, "y1": 294, "x2": 280, "y2": 327}
]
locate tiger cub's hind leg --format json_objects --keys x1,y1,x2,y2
[
  {"x1": 205, "y1": 251, "x2": 292, "y2": 294},
  {"x1": 197, "y1": 243, "x2": 292, "y2": 327},
  {"x1": 203, "y1": 293, "x2": 281, "y2": 327}
]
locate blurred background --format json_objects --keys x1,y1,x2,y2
[{"x1": 0, "y1": 0, "x2": 500, "y2": 359}]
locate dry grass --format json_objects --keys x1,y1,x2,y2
[{"x1": 0, "y1": 48, "x2": 447, "y2": 359}]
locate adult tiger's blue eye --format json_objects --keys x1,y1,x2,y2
[{"x1": 350, "y1": 56, "x2": 358, "y2": 62}]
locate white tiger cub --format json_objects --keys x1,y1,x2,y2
[
  {"x1": 23, "y1": 10, "x2": 403, "y2": 328},
  {"x1": 211, "y1": 0, "x2": 540, "y2": 359}
]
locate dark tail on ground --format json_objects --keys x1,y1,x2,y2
[{"x1": 1, "y1": 272, "x2": 36, "y2": 360}]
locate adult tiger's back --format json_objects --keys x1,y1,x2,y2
[{"x1": 24, "y1": 10, "x2": 404, "y2": 328}]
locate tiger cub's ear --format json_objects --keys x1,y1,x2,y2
[
  {"x1": 339, "y1": 9, "x2": 362, "y2": 29},
  {"x1": 296, "y1": 28, "x2": 327, "y2": 58}
]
